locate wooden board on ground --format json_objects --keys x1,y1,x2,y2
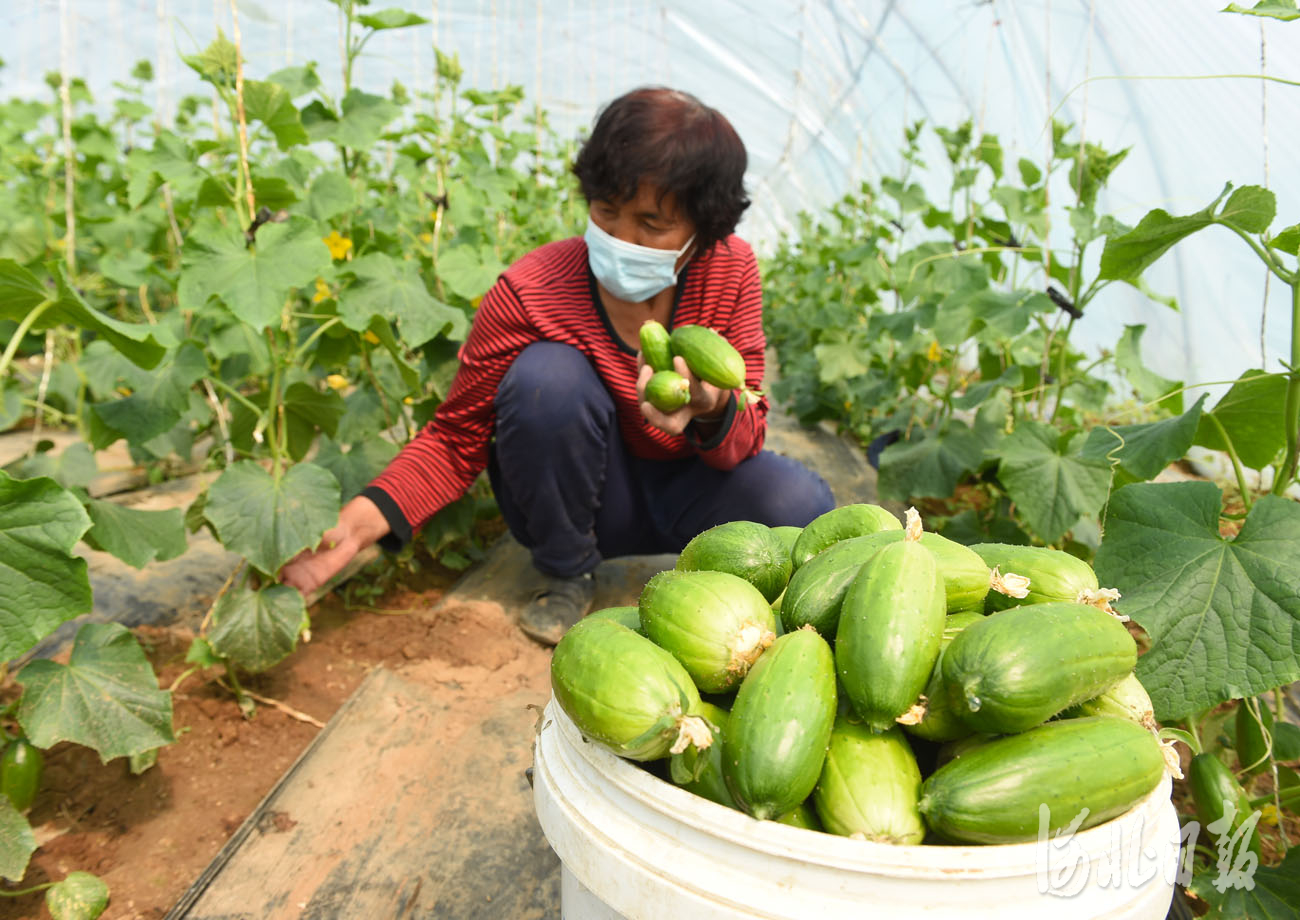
[{"x1": 167, "y1": 665, "x2": 558, "y2": 920}]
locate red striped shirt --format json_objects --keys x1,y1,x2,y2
[{"x1": 368, "y1": 234, "x2": 770, "y2": 536}]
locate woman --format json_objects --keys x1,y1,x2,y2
[{"x1": 280, "y1": 87, "x2": 834, "y2": 645}]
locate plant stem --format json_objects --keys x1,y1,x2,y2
[
  {"x1": 1207, "y1": 413, "x2": 1255, "y2": 513},
  {"x1": 1274, "y1": 280, "x2": 1300, "y2": 494},
  {"x1": 0, "y1": 882, "x2": 55, "y2": 898},
  {"x1": 228, "y1": 0, "x2": 256, "y2": 222},
  {"x1": 291, "y1": 316, "x2": 342, "y2": 363},
  {"x1": 1223, "y1": 224, "x2": 1295, "y2": 285},
  {"x1": 206, "y1": 375, "x2": 265, "y2": 419},
  {"x1": 0, "y1": 299, "x2": 56, "y2": 380}
]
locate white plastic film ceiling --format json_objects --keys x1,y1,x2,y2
[{"x1": 3, "y1": 0, "x2": 1299, "y2": 392}]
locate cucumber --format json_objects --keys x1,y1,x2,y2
[
  {"x1": 814, "y1": 717, "x2": 925, "y2": 844},
  {"x1": 770, "y1": 525, "x2": 803, "y2": 564},
  {"x1": 1062, "y1": 672, "x2": 1156, "y2": 730},
  {"x1": 668, "y1": 324, "x2": 747, "y2": 390},
  {"x1": 551, "y1": 617, "x2": 712, "y2": 760},
  {"x1": 1189, "y1": 752, "x2": 1262, "y2": 858},
  {"x1": 941, "y1": 601, "x2": 1136, "y2": 734},
  {"x1": 971, "y1": 543, "x2": 1119, "y2": 614},
  {"x1": 774, "y1": 800, "x2": 822, "y2": 831},
  {"x1": 645, "y1": 369, "x2": 691, "y2": 412},
  {"x1": 1235, "y1": 697, "x2": 1274, "y2": 776},
  {"x1": 723, "y1": 627, "x2": 837, "y2": 820},
  {"x1": 639, "y1": 570, "x2": 777, "y2": 693},
  {"x1": 781, "y1": 534, "x2": 884, "y2": 636},
  {"x1": 784, "y1": 529, "x2": 988, "y2": 635},
  {"x1": 790, "y1": 504, "x2": 901, "y2": 569},
  {"x1": 903, "y1": 611, "x2": 985, "y2": 743},
  {"x1": 586, "y1": 605, "x2": 643, "y2": 634},
  {"x1": 836, "y1": 511, "x2": 946, "y2": 732},
  {"x1": 918, "y1": 716, "x2": 1166, "y2": 844},
  {"x1": 639, "y1": 320, "x2": 674, "y2": 373},
  {"x1": 670, "y1": 701, "x2": 737, "y2": 810},
  {"x1": 675, "y1": 520, "x2": 792, "y2": 603}
]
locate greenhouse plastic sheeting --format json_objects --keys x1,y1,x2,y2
[{"x1": 3, "y1": 0, "x2": 1298, "y2": 390}]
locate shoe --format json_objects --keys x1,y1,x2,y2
[{"x1": 518, "y1": 571, "x2": 596, "y2": 647}]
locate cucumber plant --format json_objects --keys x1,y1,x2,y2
[{"x1": 0, "y1": 0, "x2": 581, "y2": 895}]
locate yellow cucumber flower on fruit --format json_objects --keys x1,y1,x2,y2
[
  {"x1": 326, "y1": 374, "x2": 348, "y2": 391},
  {"x1": 927, "y1": 340, "x2": 943, "y2": 362},
  {"x1": 312, "y1": 277, "x2": 332, "y2": 303},
  {"x1": 323, "y1": 230, "x2": 353, "y2": 260},
  {"x1": 362, "y1": 330, "x2": 381, "y2": 345},
  {"x1": 419, "y1": 232, "x2": 434, "y2": 244}
]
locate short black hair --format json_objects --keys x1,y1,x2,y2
[{"x1": 572, "y1": 87, "x2": 750, "y2": 255}]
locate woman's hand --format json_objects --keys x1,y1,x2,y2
[
  {"x1": 637, "y1": 353, "x2": 731, "y2": 437},
  {"x1": 279, "y1": 495, "x2": 390, "y2": 598}
]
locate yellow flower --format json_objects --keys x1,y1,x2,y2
[
  {"x1": 323, "y1": 230, "x2": 353, "y2": 260},
  {"x1": 927, "y1": 340, "x2": 943, "y2": 362},
  {"x1": 362, "y1": 330, "x2": 381, "y2": 345},
  {"x1": 325, "y1": 374, "x2": 348, "y2": 391},
  {"x1": 471, "y1": 295, "x2": 483, "y2": 309},
  {"x1": 419, "y1": 232, "x2": 434, "y2": 244},
  {"x1": 311, "y1": 278, "x2": 332, "y2": 303},
  {"x1": 403, "y1": 396, "x2": 414, "y2": 405},
  {"x1": 1259, "y1": 803, "x2": 1279, "y2": 827}
]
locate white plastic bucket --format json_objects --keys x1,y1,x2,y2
[{"x1": 533, "y1": 699, "x2": 1180, "y2": 920}]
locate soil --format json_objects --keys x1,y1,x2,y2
[{"x1": 0, "y1": 551, "x2": 554, "y2": 920}]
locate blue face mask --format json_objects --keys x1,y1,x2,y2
[{"x1": 584, "y1": 217, "x2": 696, "y2": 303}]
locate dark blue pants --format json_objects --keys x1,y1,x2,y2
[{"x1": 488, "y1": 342, "x2": 835, "y2": 577}]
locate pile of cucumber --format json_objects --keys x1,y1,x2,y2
[{"x1": 549, "y1": 504, "x2": 1174, "y2": 846}]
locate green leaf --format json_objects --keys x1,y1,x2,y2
[
  {"x1": 204, "y1": 461, "x2": 340, "y2": 574},
  {"x1": 185, "y1": 636, "x2": 221, "y2": 667},
  {"x1": 242, "y1": 80, "x2": 308, "y2": 150},
  {"x1": 305, "y1": 170, "x2": 355, "y2": 221},
  {"x1": 179, "y1": 217, "x2": 331, "y2": 330},
  {"x1": 45, "y1": 870, "x2": 110, "y2": 920},
  {"x1": 8, "y1": 442, "x2": 98, "y2": 490},
  {"x1": 1094, "y1": 482, "x2": 1300, "y2": 720},
  {"x1": 82, "y1": 500, "x2": 187, "y2": 569},
  {"x1": 332, "y1": 89, "x2": 399, "y2": 151},
  {"x1": 881, "y1": 177, "x2": 928, "y2": 213},
  {"x1": 281, "y1": 382, "x2": 345, "y2": 461},
  {"x1": 0, "y1": 381, "x2": 21, "y2": 433},
  {"x1": 182, "y1": 31, "x2": 238, "y2": 87},
  {"x1": 0, "y1": 260, "x2": 166, "y2": 369},
  {"x1": 1188, "y1": 843, "x2": 1300, "y2": 918},
  {"x1": 0, "y1": 472, "x2": 92, "y2": 661},
  {"x1": 98, "y1": 249, "x2": 153, "y2": 287},
  {"x1": 996, "y1": 420, "x2": 1111, "y2": 544},
  {"x1": 16, "y1": 622, "x2": 176, "y2": 762},
  {"x1": 266, "y1": 62, "x2": 321, "y2": 98},
  {"x1": 0, "y1": 797, "x2": 36, "y2": 882},
  {"x1": 313, "y1": 436, "x2": 399, "y2": 501},
  {"x1": 1220, "y1": 185, "x2": 1276, "y2": 234},
  {"x1": 339, "y1": 251, "x2": 467, "y2": 346},
  {"x1": 967, "y1": 289, "x2": 1047, "y2": 341},
  {"x1": 91, "y1": 342, "x2": 206, "y2": 446},
  {"x1": 356, "y1": 8, "x2": 430, "y2": 29},
  {"x1": 813, "y1": 341, "x2": 871, "y2": 385},
  {"x1": 1115, "y1": 324, "x2": 1183, "y2": 413},
  {"x1": 1268, "y1": 223, "x2": 1300, "y2": 256},
  {"x1": 952, "y1": 365, "x2": 1022, "y2": 411},
  {"x1": 1194, "y1": 370, "x2": 1289, "y2": 471},
  {"x1": 975, "y1": 134, "x2": 1003, "y2": 179},
  {"x1": 208, "y1": 582, "x2": 308, "y2": 673},
  {"x1": 437, "y1": 245, "x2": 505, "y2": 302},
  {"x1": 1017, "y1": 158, "x2": 1041, "y2": 187},
  {"x1": 1098, "y1": 186, "x2": 1226, "y2": 282},
  {"x1": 1079, "y1": 395, "x2": 1207, "y2": 484},
  {"x1": 877, "y1": 422, "x2": 987, "y2": 501},
  {"x1": 1223, "y1": 0, "x2": 1300, "y2": 21}
]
